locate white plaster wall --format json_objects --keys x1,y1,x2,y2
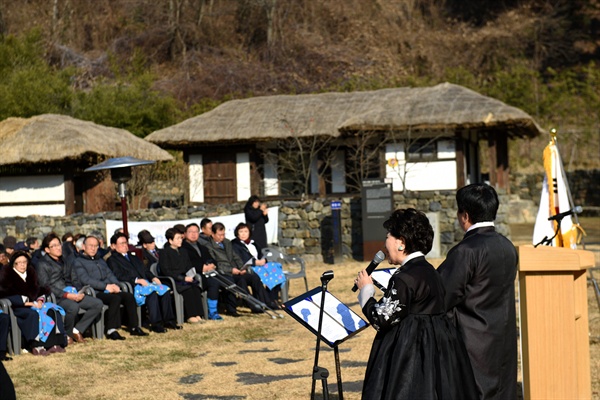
[
  {"x1": 263, "y1": 154, "x2": 279, "y2": 196},
  {"x1": 188, "y1": 154, "x2": 204, "y2": 203},
  {"x1": 0, "y1": 175, "x2": 66, "y2": 217},
  {"x1": 236, "y1": 152, "x2": 251, "y2": 201},
  {"x1": 331, "y1": 150, "x2": 346, "y2": 193},
  {"x1": 0, "y1": 204, "x2": 66, "y2": 218}
]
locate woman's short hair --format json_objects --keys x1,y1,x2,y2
[
  {"x1": 383, "y1": 208, "x2": 433, "y2": 255},
  {"x1": 165, "y1": 227, "x2": 179, "y2": 241},
  {"x1": 234, "y1": 222, "x2": 252, "y2": 238}
]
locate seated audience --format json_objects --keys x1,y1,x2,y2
[
  {"x1": 107, "y1": 232, "x2": 179, "y2": 333},
  {"x1": 182, "y1": 223, "x2": 223, "y2": 320},
  {"x1": 72, "y1": 236, "x2": 148, "y2": 340},
  {"x1": 158, "y1": 228, "x2": 205, "y2": 324},
  {"x1": 231, "y1": 222, "x2": 281, "y2": 309},
  {"x1": 206, "y1": 222, "x2": 268, "y2": 314},
  {"x1": 198, "y1": 218, "x2": 213, "y2": 246},
  {"x1": 138, "y1": 230, "x2": 159, "y2": 267},
  {"x1": 28, "y1": 237, "x2": 43, "y2": 268},
  {"x1": 37, "y1": 233, "x2": 104, "y2": 344},
  {"x1": 0, "y1": 251, "x2": 67, "y2": 356},
  {"x1": 2, "y1": 236, "x2": 16, "y2": 257},
  {"x1": 0, "y1": 245, "x2": 8, "y2": 268},
  {"x1": 61, "y1": 232, "x2": 76, "y2": 262}
]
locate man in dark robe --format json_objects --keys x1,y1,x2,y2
[{"x1": 437, "y1": 183, "x2": 518, "y2": 400}]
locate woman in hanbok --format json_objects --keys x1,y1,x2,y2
[{"x1": 355, "y1": 208, "x2": 477, "y2": 399}]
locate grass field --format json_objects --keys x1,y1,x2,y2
[{"x1": 4, "y1": 219, "x2": 600, "y2": 399}]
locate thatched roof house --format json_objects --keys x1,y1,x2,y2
[
  {"x1": 146, "y1": 83, "x2": 542, "y2": 144},
  {"x1": 0, "y1": 114, "x2": 172, "y2": 164},
  {"x1": 0, "y1": 114, "x2": 173, "y2": 216},
  {"x1": 146, "y1": 83, "x2": 543, "y2": 204}
]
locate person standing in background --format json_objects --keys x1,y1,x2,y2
[{"x1": 244, "y1": 195, "x2": 269, "y2": 251}]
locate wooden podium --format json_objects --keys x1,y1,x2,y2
[{"x1": 518, "y1": 245, "x2": 595, "y2": 399}]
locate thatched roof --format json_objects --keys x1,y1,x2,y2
[
  {"x1": 0, "y1": 114, "x2": 173, "y2": 165},
  {"x1": 146, "y1": 83, "x2": 543, "y2": 148}
]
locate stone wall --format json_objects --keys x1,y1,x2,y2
[{"x1": 0, "y1": 191, "x2": 514, "y2": 263}]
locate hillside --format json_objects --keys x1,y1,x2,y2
[{"x1": 0, "y1": 0, "x2": 599, "y2": 171}]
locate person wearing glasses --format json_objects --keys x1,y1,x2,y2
[{"x1": 37, "y1": 233, "x2": 104, "y2": 344}]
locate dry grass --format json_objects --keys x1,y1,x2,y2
[{"x1": 5, "y1": 231, "x2": 600, "y2": 399}]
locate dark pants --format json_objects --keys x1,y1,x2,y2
[
  {"x1": 58, "y1": 295, "x2": 104, "y2": 336},
  {"x1": 230, "y1": 273, "x2": 268, "y2": 311},
  {"x1": 179, "y1": 286, "x2": 204, "y2": 319},
  {"x1": 96, "y1": 292, "x2": 139, "y2": 331},
  {"x1": 243, "y1": 272, "x2": 269, "y2": 305},
  {"x1": 201, "y1": 274, "x2": 222, "y2": 301},
  {"x1": 145, "y1": 292, "x2": 175, "y2": 325},
  {"x1": 0, "y1": 313, "x2": 9, "y2": 354},
  {"x1": 12, "y1": 307, "x2": 39, "y2": 343},
  {"x1": 0, "y1": 361, "x2": 16, "y2": 400}
]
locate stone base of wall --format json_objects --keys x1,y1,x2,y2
[
  {"x1": 6, "y1": 169, "x2": 596, "y2": 262},
  {"x1": 0, "y1": 191, "x2": 517, "y2": 264}
]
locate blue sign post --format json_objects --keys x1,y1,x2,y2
[{"x1": 331, "y1": 201, "x2": 343, "y2": 263}]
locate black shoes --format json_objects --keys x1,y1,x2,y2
[
  {"x1": 107, "y1": 331, "x2": 126, "y2": 341},
  {"x1": 130, "y1": 327, "x2": 149, "y2": 336},
  {"x1": 224, "y1": 309, "x2": 241, "y2": 317},
  {"x1": 165, "y1": 321, "x2": 183, "y2": 330},
  {"x1": 150, "y1": 324, "x2": 166, "y2": 334}
]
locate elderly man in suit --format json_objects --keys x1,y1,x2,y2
[
  {"x1": 107, "y1": 232, "x2": 179, "y2": 333},
  {"x1": 72, "y1": 236, "x2": 148, "y2": 340}
]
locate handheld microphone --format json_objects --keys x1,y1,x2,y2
[
  {"x1": 351, "y1": 250, "x2": 386, "y2": 292},
  {"x1": 548, "y1": 206, "x2": 583, "y2": 221}
]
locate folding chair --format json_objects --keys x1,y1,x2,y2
[
  {"x1": 262, "y1": 246, "x2": 309, "y2": 302},
  {"x1": 0, "y1": 299, "x2": 20, "y2": 356},
  {"x1": 150, "y1": 263, "x2": 208, "y2": 324}
]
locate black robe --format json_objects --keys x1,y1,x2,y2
[
  {"x1": 362, "y1": 256, "x2": 477, "y2": 400},
  {"x1": 244, "y1": 204, "x2": 269, "y2": 251},
  {"x1": 437, "y1": 226, "x2": 518, "y2": 400}
]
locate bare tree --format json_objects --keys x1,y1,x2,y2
[
  {"x1": 344, "y1": 130, "x2": 390, "y2": 193},
  {"x1": 260, "y1": 117, "x2": 337, "y2": 197}
]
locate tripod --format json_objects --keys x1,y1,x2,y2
[{"x1": 310, "y1": 270, "x2": 344, "y2": 400}]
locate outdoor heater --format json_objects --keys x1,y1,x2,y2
[{"x1": 85, "y1": 156, "x2": 156, "y2": 238}]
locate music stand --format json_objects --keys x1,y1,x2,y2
[{"x1": 283, "y1": 274, "x2": 369, "y2": 400}]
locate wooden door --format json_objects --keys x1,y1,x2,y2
[{"x1": 203, "y1": 152, "x2": 236, "y2": 204}]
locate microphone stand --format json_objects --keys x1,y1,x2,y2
[
  {"x1": 534, "y1": 217, "x2": 563, "y2": 248},
  {"x1": 311, "y1": 270, "x2": 334, "y2": 400}
]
